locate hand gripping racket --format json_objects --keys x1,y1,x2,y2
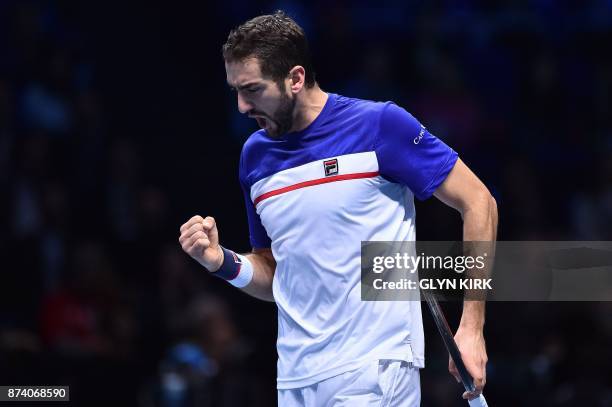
[{"x1": 424, "y1": 290, "x2": 489, "y2": 407}]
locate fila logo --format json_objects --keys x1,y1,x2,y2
[
  {"x1": 231, "y1": 251, "x2": 242, "y2": 265},
  {"x1": 414, "y1": 125, "x2": 426, "y2": 144},
  {"x1": 323, "y1": 158, "x2": 339, "y2": 176}
]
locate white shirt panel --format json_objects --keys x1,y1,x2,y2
[{"x1": 252, "y1": 152, "x2": 424, "y2": 389}]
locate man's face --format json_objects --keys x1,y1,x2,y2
[{"x1": 225, "y1": 57, "x2": 296, "y2": 137}]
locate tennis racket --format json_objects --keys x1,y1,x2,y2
[{"x1": 423, "y1": 290, "x2": 489, "y2": 407}]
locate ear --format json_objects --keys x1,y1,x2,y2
[{"x1": 288, "y1": 66, "x2": 306, "y2": 93}]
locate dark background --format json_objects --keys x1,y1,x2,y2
[{"x1": 0, "y1": 1, "x2": 611, "y2": 406}]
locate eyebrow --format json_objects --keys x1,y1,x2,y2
[{"x1": 228, "y1": 82, "x2": 261, "y2": 91}]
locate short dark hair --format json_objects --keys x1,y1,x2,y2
[{"x1": 222, "y1": 10, "x2": 316, "y2": 88}]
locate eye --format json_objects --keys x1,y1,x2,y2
[{"x1": 246, "y1": 87, "x2": 260, "y2": 94}]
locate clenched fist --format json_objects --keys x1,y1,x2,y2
[{"x1": 179, "y1": 215, "x2": 224, "y2": 272}]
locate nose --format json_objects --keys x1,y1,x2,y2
[{"x1": 237, "y1": 92, "x2": 252, "y2": 114}]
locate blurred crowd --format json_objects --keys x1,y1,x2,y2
[{"x1": 0, "y1": 1, "x2": 611, "y2": 406}]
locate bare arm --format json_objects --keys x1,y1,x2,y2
[
  {"x1": 241, "y1": 248, "x2": 276, "y2": 301},
  {"x1": 435, "y1": 159, "x2": 497, "y2": 240},
  {"x1": 433, "y1": 158, "x2": 498, "y2": 399},
  {"x1": 178, "y1": 215, "x2": 276, "y2": 302}
]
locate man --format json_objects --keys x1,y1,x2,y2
[{"x1": 179, "y1": 10, "x2": 497, "y2": 406}]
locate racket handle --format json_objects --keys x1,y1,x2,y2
[{"x1": 468, "y1": 394, "x2": 488, "y2": 407}]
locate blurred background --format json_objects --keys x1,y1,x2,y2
[{"x1": 0, "y1": 1, "x2": 611, "y2": 406}]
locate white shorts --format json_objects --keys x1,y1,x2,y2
[{"x1": 277, "y1": 360, "x2": 421, "y2": 407}]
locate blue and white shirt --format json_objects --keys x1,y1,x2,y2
[{"x1": 239, "y1": 93, "x2": 458, "y2": 389}]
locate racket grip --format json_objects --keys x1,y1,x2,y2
[{"x1": 468, "y1": 394, "x2": 488, "y2": 407}]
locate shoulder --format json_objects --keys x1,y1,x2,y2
[
  {"x1": 332, "y1": 93, "x2": 389, "y2": 120},
  {"x1": 241, "y1": 129, "x2": 268, "y2": 159},
  {"x1": 378, "y1": 102, "x2": 422, "y2": 132},
  {"x1": 332, "y1": 94, "x2": 420, "y2": 133},
  {"x1": 327, "y1": 94, "x2": 392, "y2": 149},
  {"x1": 239, "y1": 129, "x2": 270, "y2": 184}
]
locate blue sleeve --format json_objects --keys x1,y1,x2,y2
[
  {"x1": 239, "y1": 153, "x2": 272, "y2": 249},
  {"x1": 375, "y1": 103, "x2": 458, "y2": 200}
]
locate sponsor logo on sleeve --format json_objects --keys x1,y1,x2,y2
[{"x1": 414, "y1": 125, "x2": 426, "y2": 144}]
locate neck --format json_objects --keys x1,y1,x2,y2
[{"x1": 290, "y1": 85, "x2": 328, "y2": 133}]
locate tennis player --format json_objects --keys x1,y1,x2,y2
[{"x1": 179, "y1": 11, "x2": 498, "y2": 406}]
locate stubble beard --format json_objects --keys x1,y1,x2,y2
[{"x1": 267, "y1": 83, "x2": 296, "y2": 137}]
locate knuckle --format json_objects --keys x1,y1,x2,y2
[{"x1": 192, "y1": 215, "x2": 203, "y2": 222}]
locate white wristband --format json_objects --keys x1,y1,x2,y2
[{"x1": 229, "y1": 252, "x2": 254, "y2": 288}]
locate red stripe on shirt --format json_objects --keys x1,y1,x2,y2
[{"x1": 253, "y1": 171, "x2": 379, "y2": 206}]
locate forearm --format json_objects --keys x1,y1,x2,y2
[
  {"x1": 460, "y1": 193, "x2": 498, "y2": 330},
  {"x1": 240, "y1": 251, "x2": 276, "y2": 302},
  {"x1": 462, "y1": 193, "x2": 498, "y2": 242}
]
